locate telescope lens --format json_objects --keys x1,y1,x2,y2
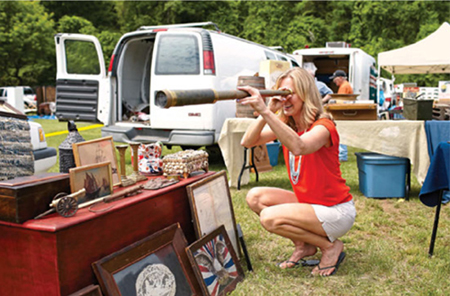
[{"x1": 155, "y1": 91, "x2": 168, "y2": 108}]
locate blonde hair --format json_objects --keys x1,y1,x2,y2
[{"x1": 274, "y1": 67, "x2": 333, "y2": 131}]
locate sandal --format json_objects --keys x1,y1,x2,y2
[
  {"x1": 277, "y1": 258, "x2": 320, "y2": 269},
  {"x1": 314, "y1": 252, "x2": 346, "y2": 276}
]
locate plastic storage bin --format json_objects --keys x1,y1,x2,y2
[
  {"x1": 266, "y1": 142, "x2": 281, "y2": 167},
  {"x1": 355, "y1": 152, "x2": 410, "y2": 199},
  {"x1": 402, "y1": 98, "x2": 434, "y2": 120}
]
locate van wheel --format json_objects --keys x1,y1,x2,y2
[
  {"x1": 205, "y1": 145, "x2": 224, "y2": 165},
  {"x1": 180, "y1": 145, "x2": 200, "y2": 151}
]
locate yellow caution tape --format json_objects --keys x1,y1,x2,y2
[{"x1": 46, "y1": 124, "x2": 104, "y2": 138}]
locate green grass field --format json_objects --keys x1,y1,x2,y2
[{"x1": 35, "y1": 119, "x2": 450, "y2": 296}]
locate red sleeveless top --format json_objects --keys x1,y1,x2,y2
[{"x1": 282, "y1": 118, "x2": 352, "y2": 206}]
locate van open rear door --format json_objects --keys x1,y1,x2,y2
[{"x1": 54, "y1": 34, "x2": 110, "y2": 123}]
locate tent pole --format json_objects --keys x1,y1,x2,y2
[{"x1": 377, "y1": 64, "x2": 381, "y2": 104}]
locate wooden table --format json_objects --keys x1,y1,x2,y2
[{"x1": 0, "y1": 172, "x2": 214, "y2": 296}]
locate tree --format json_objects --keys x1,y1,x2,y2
[
  {"x1": 0, "y1": 1, "x2": 55, "y2": 86},
  {"x1": 41, "y1": 1, "x2": 118, "y2": 31}
]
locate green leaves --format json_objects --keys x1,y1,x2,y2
[
  {"x1": 0, "y1": 1, "x2": 54, "y2": 85},
  {"x1": 1, "y1": 1, "x2": 449, "y2": 87}
]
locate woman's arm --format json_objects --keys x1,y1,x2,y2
[
  {"x1": 239, "y1": 86, "x2": 331, "y2": 154},
  {"x1": 240, "y1": 115, "x2": 277, "y2": 148}
]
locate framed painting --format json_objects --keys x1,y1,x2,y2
[
  {"x1": 92, "y1": 223, "x2": 202, "y2": 296},
  {"x1": 186, "y1": 170, "x2": 241, "y2": 259},
  {"x1": 73, "y1": 136, "x2": 121, "y2": 186},
  {"x1": 69, "y1": 161, "x2": 113, "y2": 204},
  {"x1": 186, "y1": 225, "x2": 244, "y2": 296}
]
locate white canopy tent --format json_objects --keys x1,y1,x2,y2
[{"x1": 378, "y1": 22, "x2": 450, "y2": 75}]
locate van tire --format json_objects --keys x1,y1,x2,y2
[{"x1": 180, "y1": 145, "x2": 201, "y2": 151}]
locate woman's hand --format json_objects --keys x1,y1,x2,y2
[
  {"x1": 237, "y1": 85, "x2": 269, "y2": 115},
  {"x1": 268, "y1": 96, "x2": 286, "y2": 114}
]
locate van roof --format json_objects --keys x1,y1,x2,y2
[
  {"x1": 138, "y1": 21, "x2": 221, "y2": 32},
  {"x1": 293, "y1": 47, "x2": 369, "y2": 55}
]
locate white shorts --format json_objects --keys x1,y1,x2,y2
[{"x1": 311, "y1": 200, "x2": 356, "y2": 242}]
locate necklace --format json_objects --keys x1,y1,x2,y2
[
  {"x1": 289, "y1": 129, "x2": 306, "y2": 185},
  {"x1": 289, "y1": 151, "x2": 301, "y2": 185}
]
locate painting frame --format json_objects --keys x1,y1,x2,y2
[
  {"x1": 72, "y1": 136, "x2": 121, "y2": 187},
  {"x1": 186, "y1": 225, "x2": 244, "y2": 296},
  {"x1": 92, "y1": 223, "x2": 202, "y2": 296},
  {"x1": 69, "y1": 161, "x2": 113, "y2": 205},
  {"x1": 186, "y1": 170, "x2": 241, "y2": 259}
]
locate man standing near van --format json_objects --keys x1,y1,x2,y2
[
  {"x1": 330, "y1": 70, "x2": 353, "y2": 94},
  {"x1": 305, "y1": 68, "x2": 333, "y2": 104},
  {"x1": 330, "y1": 70, "x2": 352, "y2": 162}
]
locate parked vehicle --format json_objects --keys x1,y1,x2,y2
[
  {"x1": 292, "y1": 42, "x2": 378, "y2": 101},
  {"x1": 0, "y1": 98, "x2": 57, "y2": 174},
  {"x1": 54, "y1": 22, "x2": 298, "y2": 149},
  {"x1": 0, "y1": 86, "x2": 37, "y2": 111},
  {"x1": 29, "y1": 120, "x2": 57, "y2": 173}
]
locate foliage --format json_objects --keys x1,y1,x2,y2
[
  {"x1": 0, "y1": 1, "x2": 55, "y2": 86},
  {"x1": 41, "y1": 0, "x2": 118, "y2": 31},
  {"x1": 1, "y1": 0, "x2": 449, "y2": 87}
]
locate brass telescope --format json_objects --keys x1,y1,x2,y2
[{"x1": 155, "y1": 88, "x2": 292, "y2": 108}]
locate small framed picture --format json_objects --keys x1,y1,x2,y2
[
  {"x1": 186, "y1": 170, "x2": 241, "y2": 258},
  {"x1": 92, "y1": 223, "x2": 202, "y2": 296},
  {"x1": 72, "y1": 136, "x2": 121, "y2": 187},
  {"x1": 186, "y1": 225, "x2": 244, "y2": 296},
  {"x1": 69, "y1": 161, "x2": 113, "y2": 204}
]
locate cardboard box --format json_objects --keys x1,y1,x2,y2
[
  {"x1": 259, "y1": 60, "x2": 290, "y2": 90},
  {"x1": 325, "y1": 103, "x2": 377, "y2": 120},
  {"x1": 0, "y1": 172, "x2": 70, "y2": 223}
]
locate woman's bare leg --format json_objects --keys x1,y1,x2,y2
[
  {"x1": 259, "y1": 203, "x2": 344, "y2": 276},
  {"x1": 246, "y1": 187, "x2": 317, "y2": 268}
]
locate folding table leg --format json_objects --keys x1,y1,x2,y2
[
  {"x1": 237, "y1": 147, "x2": 258, "y2": 190},
  {"x1": 429, "y1": 189, "x2": 444, "y2": 257}
]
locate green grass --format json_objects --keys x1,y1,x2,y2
[{"x1": 37, "y1": 119, "x2": 450, "y2": 296}]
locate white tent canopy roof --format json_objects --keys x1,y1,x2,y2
[{"x1": 378, "y1": 22, "x2": 450, "y2": 75}]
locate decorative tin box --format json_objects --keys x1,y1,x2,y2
[
  {"x1": 162, "y1": 150, "x2": 209, "y2": 178},
  {"x1": 0, "y1": 172, "x2": 70, "y2": 223}
]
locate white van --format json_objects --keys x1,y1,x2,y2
[
  {"x1": 292, "y1": 42, "x2": 378, "y2": 102},
  {"x1": 54, "y1": 22, "x2": 298, "y2": 149}
]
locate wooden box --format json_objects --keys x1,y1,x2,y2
[
  {"x1": 325, "y1": 103, "x2": 378, "y2": 120},
  {"x1": 0, "y1": 172, "x2": 70, "y2": 223}
]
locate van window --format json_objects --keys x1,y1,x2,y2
[
  {"x1": 24, "y1": 87, "x2": 34, "y2": 95},
  {"x1": 64, "y1": 40, "x2": 100, "y2": 75},
  {"x1": 265, "y1": 51, "x2": 276, "y2": 60},
  {"x1": 155, "y1": 34, "x2": 200, "y2": 75}
]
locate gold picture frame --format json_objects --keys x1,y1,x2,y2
[
  {"x1": 186, "y1": 170, "x2": 241, "y2": 259},
  {"x1": 69, "y1": 161, "x2": 113, "y2": 204},
  {"x1": 73, "y1": 136, "x2": 121, "y2": 186}
]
